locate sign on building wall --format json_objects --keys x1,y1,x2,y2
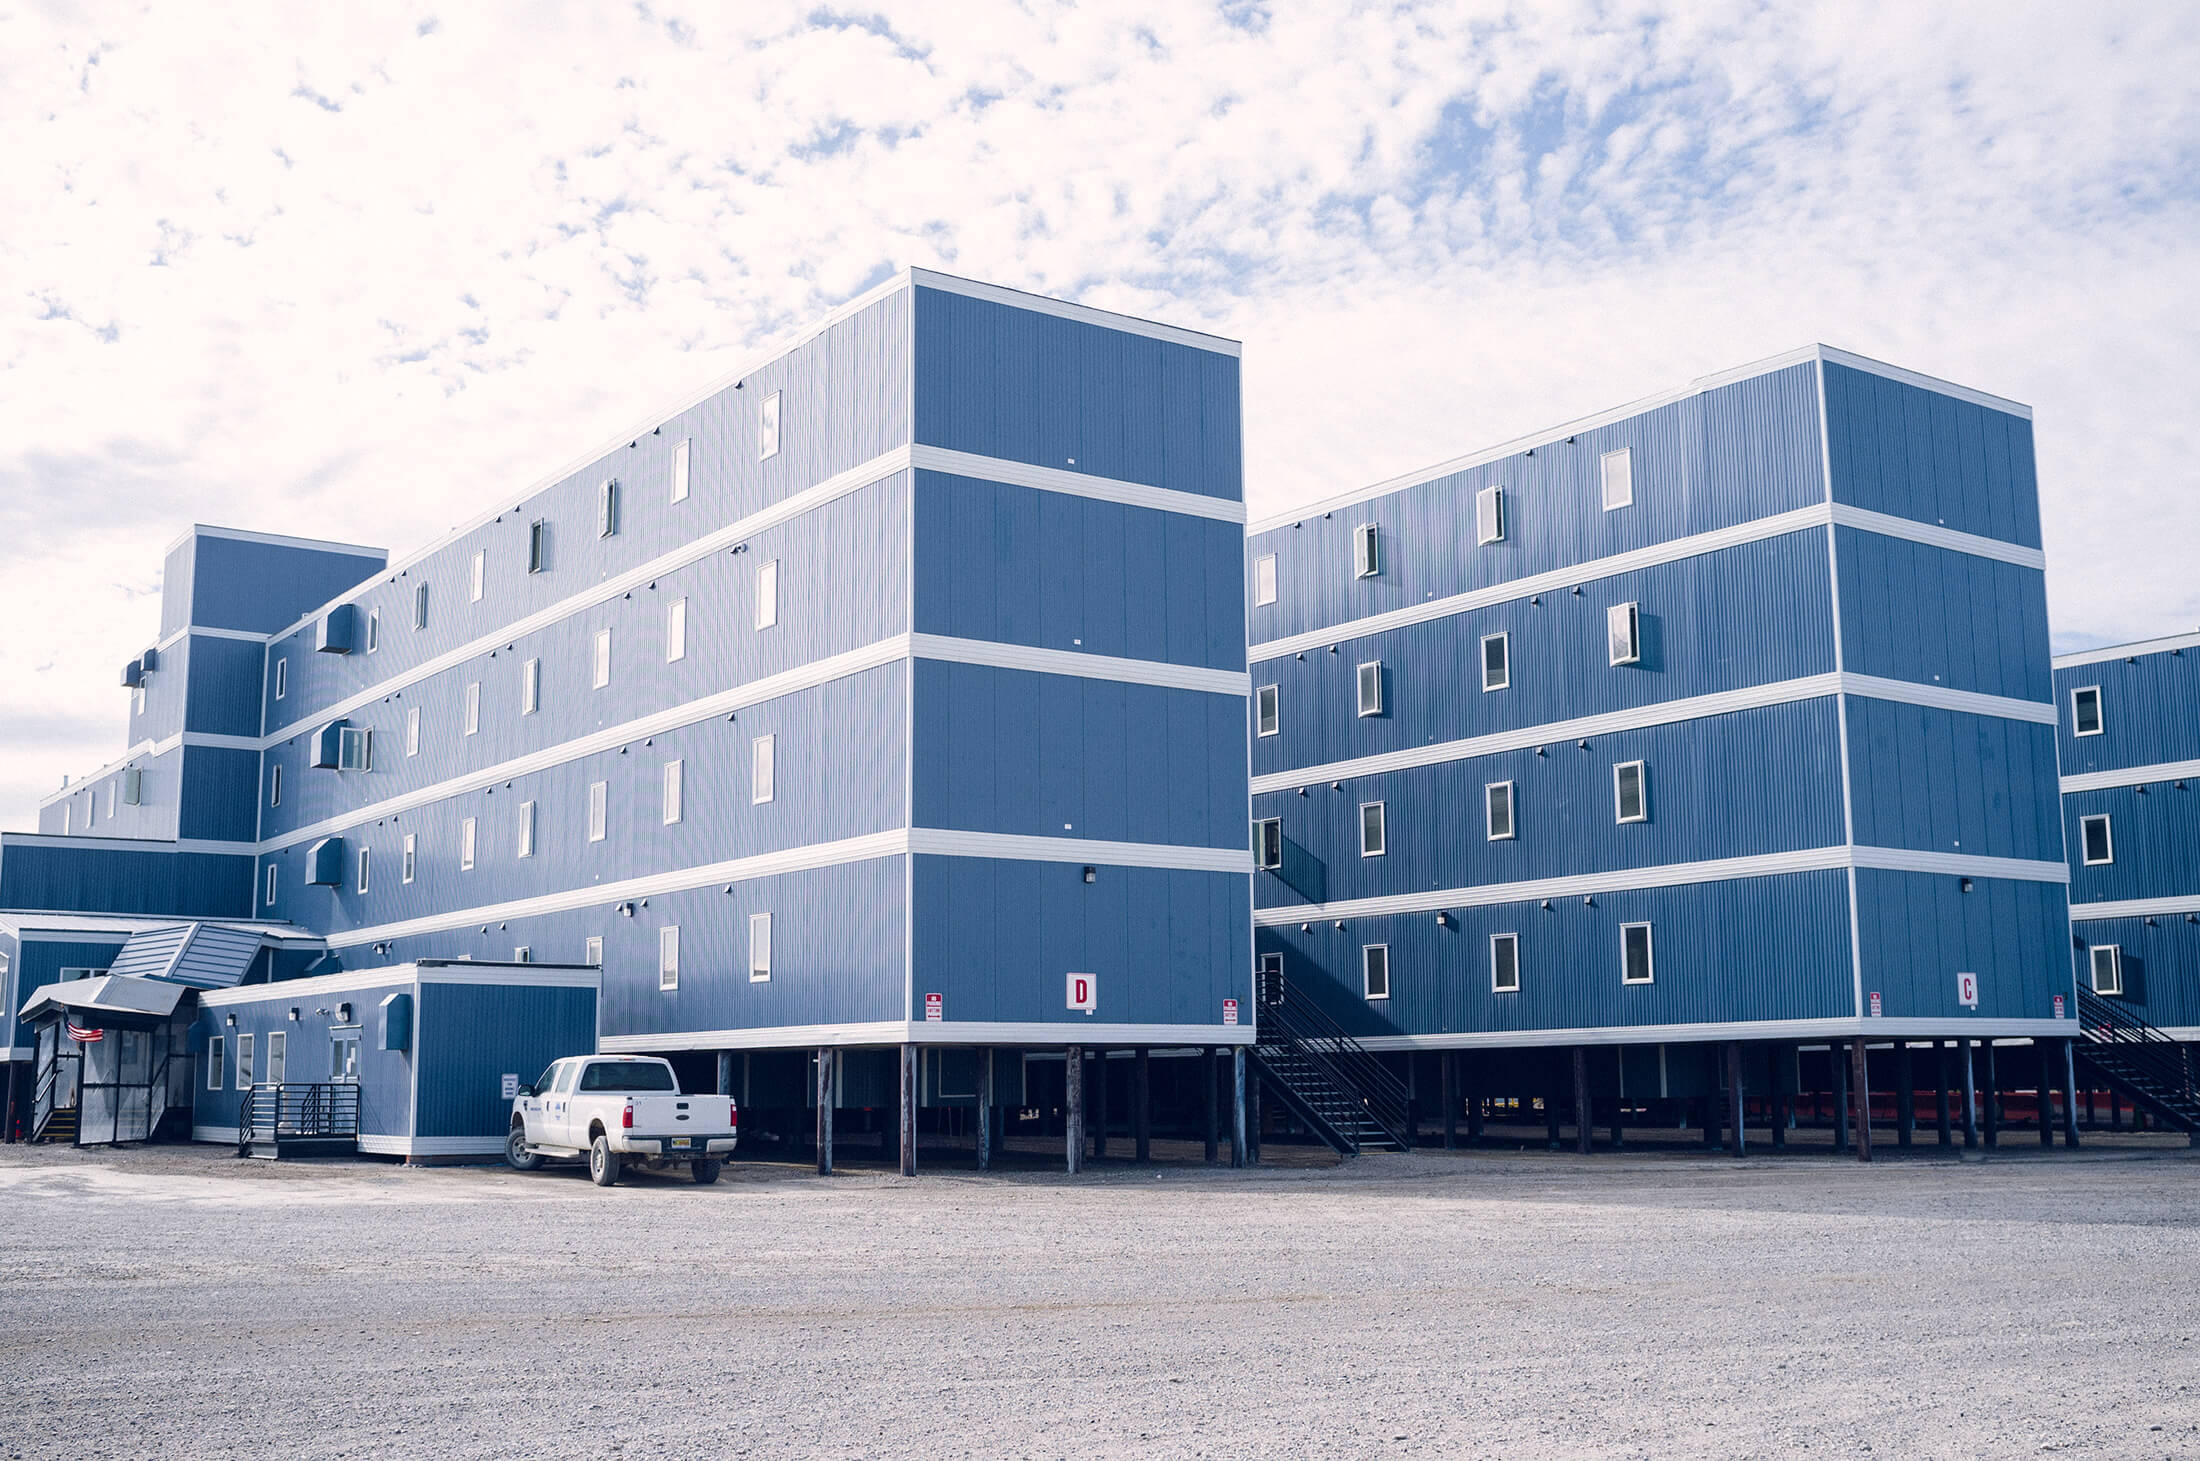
[
  {"x1": 1956, "y1": 972, "x2": 1980, "y2": 1009},
  {"x1": 1066, "y1": 973, "x2": 1097, "y2": 1013},
  {"x1": 924, "y1": 993, "x2": 943, "y2": 1022},
  {"x1": 1222, "y1": 999, "x2": 1239, "y2": 1026},
  {"x1": 1868, "y1": 991, "x2": 1882, "y2": 1018}
]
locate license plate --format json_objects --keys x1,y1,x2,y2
[{"x1": 669, "y1": 1137, "x2": 692, "y2": 1150}]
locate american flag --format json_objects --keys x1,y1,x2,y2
[{"x1": 65, "y1": 1021, "x2": 103, "y2": 1044}]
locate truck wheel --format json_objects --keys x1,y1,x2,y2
[
  {"x1": 691, "y1": 1159, "x2": 722, "y2": 1185},
  {"x1": 589, "y1": 1134, "x2": 622, "y2": 1187},
  {"x1": 506, "y1": 1124, "x2": 543, "y2": 1172}
]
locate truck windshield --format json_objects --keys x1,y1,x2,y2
[{"x1": 577, "y1": 1062, "x2": 678, "y2": 1093}]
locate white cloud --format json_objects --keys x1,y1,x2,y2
[{"x1": 2, "y1": 1, "x2": 2197, "y2": 825}]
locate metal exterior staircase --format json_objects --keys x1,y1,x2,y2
[
  {"x1": 2074, "y1": 987, "x2": 2200, "y2": 1137},
  {"x1": 1251, "y1": 972, "x2": 1411, "y2": 1155},
  {"x1": 238, "y1": 1083, "x2": 362, "y2": 1159}
]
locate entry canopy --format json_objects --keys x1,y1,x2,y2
[{"x1": 20, "y1": 973, "x2": 189, "y2": 1031}]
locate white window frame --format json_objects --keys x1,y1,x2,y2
[
  {"x1": 1255, "y1": 685, "x2": 1279, "y2": 738},
  {"x1": 1361, "y1": 943, "x2": 1390, "y2": 1001},
  {"x1": 2071, "y1": 685, "x2": 2104, "y2": 738},
  {"x1": 598, "y1": 478, "x2": 620, "y2": 538},
  {"x1": 584, "y1": 936, "x2": 604, "y2": 967},
  {"x1": 752, "y1": 734, "x2": 776, "y2": 805},
  {"x1": 337, "y1": 726, "x2": 372, "y2": 772},
  {"x1": 662, "y1": 759, "x2": 683, "y2": 825},
  {"x1": 521, "y1": 657, "x2": 540, "y2": 716},
  {"x1": 266, "y1": 1030, "x2": 286, "y2": 1085},
  {"x1": 755, "y1": 559, "x2": 779, "y2": 631},
  {"x1": 265, "y1": 864, "x2": 278, "y2": 906},
  {"x1": 1253, "y1": 553, "x2": 1278, "y2": 607},
  {"x1": 1608, "y1": 602, "x2": 1641, "y2": 666},
  {"x1": 236, "y1": 1033, "x2": 254, "y2": 1090},
  {"x1": 588, "y1": 781, "x2": 608, "y2": 843},
  {"x1": 133, "y1": 684, "x2": 145, "y2": 716},
  {"x1": 1356, "y1": 660, "x2": 1383, "y2": 717},
  {"x1": 1620, "y1": 922, "x2": 1655, "y2": 985},
  {"x1": 1359, "y1": 801, "x2": 1386, "y2": 858},
  {"x1": 1353, "y1": 522, "x2": 1380, "y2": 579},
  {"x1": 207, "y1": 1035, "x2": 225, "y2": 1090},
  {"x1": 749, "y1": 911, "x2": 772, "y2": 983},
  {"x1": 367, "y1": 609, "x2": 379, "y2": 653},
  {"x1": 2090, "y1": 944, "x2": 2123, "y2": 997},
  {"x1": 527, "y1": 520, "x2": 548, "y2": 574},
  {"x1": 470, "y1": 549, "x2": 486, "y2": 602},
  {"x1": 273, "y1": 656, "x2": 287, "y2": 701},
  {"x1": 1601, "y1": 447, "x2": 1634, "y2": 510},
  {"x1": 269, "y1": 764, "x2": 282, "y2": 808},
  {"x1": 659, "y1": 925, "x2": 680, "y2": 991},
  {"x1": 460, "y1": 816, "x2": 478, "y2": 871},
  {"x1": 666, "y1": 597, "x2": 688, "y2": 663},
  {"x1": 356, "y1": 846, "x2": 370, "y2": 895},
  {"x1": 1476, "y1": 485, "x2": 1505, "y2": 545},
  {"x1": 413, "y1": 582, "x2": 430, "y2": 630},
  {"x1": 1614, "y1": 761, "x2": 1649, "y2": 824},
  {"x1": 759, "y1": 390, "x2": 782, "y2": 461},
  {"x1": 2079, "y1": 813, "x2": 2114, "y2": 866},
  {"x1": 1486, "y1": 781, "x2": 1515, "y2": 841},
  {"x1": 402, "y1": 832, "x2": 416, "y2": 884},
  {"x1": 105, "y1": 781, "x2": 115, "y2": 819},
  {"x1": 1481, "y1": 632, "x2": 1510, "y2": 692},
  {"x1": 592, "y1": 628, "x2": 612, "y2": 690},
  {"x1": 517, "y1": 799, "x2": 536, "y2": 859},
  {"x1": 671, "y1": 438, "x2": 691, "y2": 503},
  {"x1": 1254, "y1": 817, "x2": 1282, "y2": 870},
  {"x1": 1490, "y1": 932, "x2": 1520, "y2": 993},
  {"x1": 406, "y1": 705, "x2": 421, "y2": 757},
  {"x1": 464, "y1": 681, "x2": 481, "y2": 736}
]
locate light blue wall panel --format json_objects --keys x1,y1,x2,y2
[
  {"x1": 51, "y1": 744, "x2": 184, "y2": 843},
  {"x1": 1823, "y1": 363, "x2": 2040, "y2": 548},
  {"x1": 2071, "y1": 916, "x2": 2200, "y2": 1030},
  {"x1": 182, "y1": 635, "x2": 268, "y2": 738},
  {"x1": 177, "y1": 748, "x2": 261, "y2": 844},
  {"x1": 0, "y1": 840, "x2": 253, "y2": 920},
  {"x1": 416, "y1": 981, "x2": 598, "y2": 1138},
  {"x1": 2062, "y1": 785, "x2": 2200, "y2": 906},
  {"x1": 188, "y1": 535, "x2": 385, "y2": 635},
  {"x1": 190, "y1": 979, "x2": 414, "y2": 1140},
  {"x1": 2052, "y1": 647, "x2": 2200, "y2": 776},
  {"x1": 1834, "y1": 529, "x2": 2052, "y2": 703},
  {"x1": 10, "y1": 938, "x2": 131, "y2": 1050},
  {"x1": 1844, "y1": 699, "x2": 2064, "y2": 862},
  {"x1": 1853, "y1": 869, "x2": 2072, "y2": 1021}
]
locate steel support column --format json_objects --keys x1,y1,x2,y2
[
  {"x1": 1981, "y1": 1041, "x2": 1999, "y2": 1147},
  {"x1": 1442, "y1": 1052, "x2": 1458, "y2": 1152},
  {"x1": 1960, "y1": 1040, "x2": 1980, "y2": 1149},
  {"x1": 1133, "y1": 1048, "x2": 1151, "y2": 1164},
  {"x1": 1231, "y1": 1046, "x2": 1248, "y2": 1168},
  {"x1": 1897, "y1": 1043, "x2": 1914, "y2": 1150},
  {"x1": 1727, "y1": 1041, "x2": 1745, "y2": 1157},
  {"x1": 976, "y1": 1049, "x2": 993, "y2": 1172},
  {"x1": 1936, "y1": 1041, "x2": 1953, "y2": 1148},
  {"x1": 2040, "y1": 1040, "x2": 2056, "y2": 1148},
  {"x1": 1833, "y1": 1043, "x2": 1851, "y2": 1154},
  {"x1": 1203, "y1": 1047, "x2": 1220, "y2": 1165},
  {"x1": 2060, "y1": 1039, "x2": 2082, "y2": 1149}
]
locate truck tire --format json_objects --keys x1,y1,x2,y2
[
  {"x1": 691, "y1": 1159, "x2": 722, "y2": 1185},
  {"x1": 589, "y1": 1134, "x2": 622, "y2": 1187},
  {"x1": 506, "y1": 1123, "x2": 543, "y2": 1172}
]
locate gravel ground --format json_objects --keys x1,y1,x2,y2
[{"x1": 1, "y1": 1138, "x2": 2197, "y2": 1460}]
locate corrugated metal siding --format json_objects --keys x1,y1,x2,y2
[
  {"x1": 1853, "y1": 869, "x2": 2071, "y2": 1021},
  {"x1": 183, "y1": 634, "x2": 268, "y2": 738},
  {"x1": 10, "y1": 937, "x2": 130, "y2": 1048},
  {"x1": 1844, "y1": 699, "x2": 2064, "y2": 861},
  {"x1": 103, "y1": 924, "x2": 193, "y2": 981},
  {"x1": 1258, "y1": 869, "x2": 1854, "y2": 1039},
  {"x1": 1245, "y1": 363, "x2": 1826, "y2": 644},
  {"x1": 911, "y1": 469, "x2": 1245, "y2": 671},
  {"x1": 2052, "y1": 647, "x2": 2200, "y2": 776},
  {"x1": 1253, "y1": 697, "x2": 1845, "y2": 912},
  {"x1": 2071, "y1": 916, "x2": 2200, "y2": 1030},
  {"x1": 913, "y1": 662, "x2": 1245, "y2": 850},
  {"x1": 158, "y1": 538, "x2": 198, "y2": 641},
  {"x1": 177, "y1": 747, "x2": 260, "y2": 843},
  {"x1": 1834, "y1": 528, "x2": 2052, "y2": 703},
  {"x1": 189, "y1": 980, "x2": 414, "y2": 1140},
  {"x1": 188, "y1": 535, "x2": 385, "y2": 635},
  {"x1": 911, "y1": 856, "x2": 1248, "y2": 1027},
  {"x1": 1251, "y1": 529, "x2": 1836, "y2": 777},
  {"x1": 61, "y1": 744, "x2": 185, "y2": 843},
  {"x1": 168, "y1": 924, "x2": 266, "y2": 989},
  {"x1": 0, "y1": 842, "x2": 253, "y2": 919},
  {"x1": 1822, "y1": 363, "x2": 2040, "y2": 548},
  {"x1": 416, "y1": 981, "x2": 598, "y2": 1139},
  {"x1": 911, "y1": 286, "x2": 1241, "y2": 501},
  {"x1": 2063, "y1": 786, "x2": 2200, "y2": 906}
]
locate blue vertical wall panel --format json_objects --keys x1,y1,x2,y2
[
  {"x1": 416, "y1": 981, "x2": 598, "y2": 1138},
  {"x1": 2062, "y1": 785, "x2": 2200, "y2": 907},
  {"x1": 9, "y1": 938, "x2": 131, "y2": 1049},
  {"x1": 1843, "y1": 699, "x2": 2064, "y2": 861},
  {"x1": 2070, "y1": 917, "x2": 2200, "y2": 1030},
  {"x1": 182, "y1": 635, "x2": 268, "y2": 738},
  {"x1": 188, "y1": 535, "x2": 386, "y2": 635},
  {"x1": 1834, "y1": 530, "x2": 2053, "y2": 703},
  {"x1": 176, "y1": 748, "x2": 262, "y2": 844},
  {"x1": 2053, "y1": 646, "x2": 2200, "y2": 776},
  {"x1": 1853, "y1": 870, "x2": 2072, "y2": 1021},
  {"x1": 1823, "y1": 363, "x2": 2040, "y2": 548},
  {"x1": 0, "y1": 840, "x2": 253, "y2": 919}
]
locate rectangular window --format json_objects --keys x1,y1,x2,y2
[
  {"x1": 598, "y1": 478, "x2": 620, "y2": 538},
  {"x1": 356, "y1": 847, "x2": 370, "y2": 895},
  {"x1": 1614, "y1": 761, "x2": 1648, "y2": 824},
  {"x1": 1362, "y1": 944, "x2": 1390, "y2": 1000},
  {"x1": 337, "y1": 726, "x2": 372, "y2": 772},
  {"x1": 2080, "y1": 813, "x2": 2114, "y2": 865},
  {"x1": 414, "y1": 582, "x2": 430, "y2": 630},
  {"x1": 1486, "y1": 781, "x2": 1515, "y2": 841},
  {"x1": 133, "y1": 685, "x2": 144, "y2": 716},
  {"x1": 588, "y1": 781, "x2": 608, "y2": 842},
  {"x1": 759, "y1": 390, "x2": 782, "y2": 460},
  {"x1": 1359, "y1": 801, "x2": 1386, "y2": 858},
  {"x1": 267, "y1": 1031, "x2": 286, "y2": 1085},
  {"x1": 1253, "y1": 554, "x2": 1278, "y2": 607},
  {"x1": 756, "y1": 559, "x2": 779, "y2": 631},
  {"x1": 273, "y1": 657, "x2": 287, "y2": 700},
  {"x1": 269, "y1": 764, "x2": 282, "y2": 808},
  {"x1": 1608, "y1": 603, "x2": 1641, "y2": 666},
  {"x1": 406, "y1": 705, "x2": 421, "y2": 757},
  {"x1": 1254, "y1": 817, "x2": 1282, "y2": 870},
  {"x1": 659, "y1": 925, "x2": 681, "y2": 991},
  {"x1": 1255, "y1": 685, "x2": 1279, "y2": 737},
  {"x1": 671, "y1": 438, "x2": 691, "y2": 503},
  {"x1": 527, "y1": 520, "x2": 547, "y2": 574},
  {"x1": 1601, "y1": 448, "x2": 1634, "y2": 510},
  {"x1": 207, "y1": 1035, "x2": 225, "y2": 1090},
  {"x1": 1481, "y1": 633, "x2": 1509, "y2": 692},
  {"x1": 662, "y1": 759, "x2": 683, "y2": 825},
  {"x1": 517, "y1": 800, "x2": 536, "y2": 858},
  {"x1": 470, "y1": 549, "x2": 486, "y2": 602},
  {"x1": 1491, "y1": 933, "x2": 1521, "y2": 993},
  {"x1": 1621, "y1": 922, "x2": 1655, "y2": 984},
  {"x1": 2072, "y1": 686, "x2": 2103, "y2": 737},
  {"x1": 1356, "y1": 660, "x2": 1383, "y2": 717},
  {"x1": 105, "y1": 781, "x2": 115, "y2": 819},
  {"x1": 593, "y1": 628, "x2": 611, "y2": 689},
  {"x1": 666, "y1": 597, "x2": 688, "y2": 662},
  {"x1": 402, "y1": 832, "x2": 416, "y2": 884},
  {"x1": 461, "y1": 817, "x2": 478, "y2": 871},
  {"x1": 331, "y1": 1032, "x2": 361, "y2": 1082},
  {"x1": 367, "y1": 610, "x2": 379, "y2": 653},
  {"x1": 1476, "y1": 485, "x2": 1505, "y2": 545},
  {"x1": 584, "y1": 936, "x2": 603, "y2": 966},
  {"x1": 1353, "y1": 522, "x2": 1380, "y2": 579},
  {"x1": 2090, "y1": 945, "x2": 2123, "y2": 997},
  {"x1": 752, "y1": 734, "x2": 776, "y2": 805},
  {"x1": 265, "y1": 864, "x2": 278, "y2": 906},
  {"x1": 521, "y1": 657, "x2": 540, "y2": 715},
  {"x1": 749, "y1": 912, "x2": 772, "y2": 982},
  {"x1": 236, "y1": 1033, "x2": 254, "y2": 1090},
  {"x1": 464, "y1": 682, "x2": 481, "y2": 736}
]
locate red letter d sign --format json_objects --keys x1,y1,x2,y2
[{"x1": 1067, "y1": 972, "x2": 1097, "y2": 1013}]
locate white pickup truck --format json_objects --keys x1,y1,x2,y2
[{"x1": 506, "y1": 1055, "x2": 737, "y2": 1187}]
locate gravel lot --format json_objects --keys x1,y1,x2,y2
[{"x1": 1, "y1": 1138, "x2": 2196, "y2": 1459}]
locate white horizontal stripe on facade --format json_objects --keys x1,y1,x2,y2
[
  {"x1": 2068, "y1": 893, "x2": 2200, "y2": 922},
  {"x1": 0, "y1": 832, "x2": 257, "y2": 858},
  {"x1": 264, "y1": 633, "x2": 1240, "y2": 856},
  {"x1": 2052, "y1": 630, "x2": 2200, "y2": 670},
  {"x1": 40, "y1": 732, "x2": 276, "y2": 808},
  {"x1": 2059, "y1": 758, "x2": 2200, "y2": 794},
  {"x1": 1249, "y1": 673, "x2": 2051, "y2": 795},
  {"x1": 1355, "y1": 1016, "x2": 2079, "y2": 1053},
  {"x1": 602, "y1": 1019, "x2": 1254, "y2": 1053},
  {"x1": 909, "y1": 444, "x2": 1245, "y2": 523},
  {"x1": 324, "y1": 828, "x2": 1249, "y2": 949},
  {"x1": 1253, "y1": 845, "x2": 2066, "y2": 927},
  {"x1": 1250, "y1": 504, "x2": 2043, "y2": 664},
  {"x1": 189, "y1": 1129, "x2": 504, "y2": 1156},
  {"x1": 155, "y1": 624, "x2": 274, "y2": 653},
  {"x1": 165, "y1": 522, "x2": 389, "y2": 562},
  {"x1": 195, "y1": 964, "x2": 599, "y2": 1006}
]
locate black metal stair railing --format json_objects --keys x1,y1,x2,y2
[
  {"x1": 1252, "y1": 976, "x2": 1412, "y2": 1153},
  {"x1": 2074, "y1": 987, "x2": 2200, "y2": 1134},
  {"x1": 238, "y1": 1083, "x2": 362, "y2": 1154}
]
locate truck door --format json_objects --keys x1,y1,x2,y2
[{"x1": 547, "y1": 1060, "x2": 582, "y2": 1147}]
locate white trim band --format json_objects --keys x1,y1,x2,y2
[
  {"x1": 911, "y1": 444, "x2": 1244, "y2": 523},
  {"x1": 602, "y1": 1019, "x2": 1255, "y2": 1053},
  {"x1": 0, "y1": 832, "x2": 256, "y2": 857},
  {"x1": 2061, "y1": 758, "x2": 2200, "y2": 795},
  {"x1": 2053, "y1": 631, "x2": 2200, "y2": 669},
  {"x1": 1355, "y1": 1015, "x2": 2080, "y2": 1052},
  {"x1": 2069, "y1": 894, "x2": 2200, "y2": 922}
]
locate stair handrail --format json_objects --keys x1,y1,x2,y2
[
  {"x1": 2076, "y1": 986, "x2": 2197, "y2": 1102},
  {"x1": 240, "y1": 1083, "x2": 362, "y2": 1152},
  {"x1": 29, "y1": 1062, "x2": 62, "y2": 1144},
  {"x1": 1256, "y1": 977, "x2": 1412, "y2": 1148}
]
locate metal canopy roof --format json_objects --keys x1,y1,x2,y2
[
  {"x1": 19, "y1": 974, "x2": 189, "y2": 1029},
  {"x1": 103, "y1": 922, "x2": 268, "y2": 989}
]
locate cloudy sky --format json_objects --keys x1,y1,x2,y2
[{"x1": 4, "y1": 2, "x2": 2198, "y2": 827}]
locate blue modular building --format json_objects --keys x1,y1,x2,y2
[
  {"x1": 4, "y1": 270, "x2": 1255, "y2": 1168},
  {"x1": 1244, "y1": 345, "x2": 2085, "y2": 1149}
]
